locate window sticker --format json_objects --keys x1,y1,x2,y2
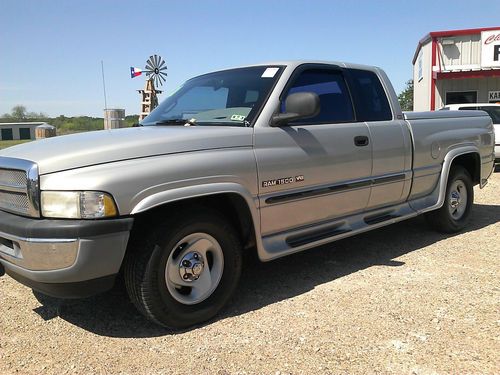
[
  {"x1": 230, "y1": 114, "x2": 246, "y2": 121},
  {"x1": 261, "y1": 67, "x2": 279, "y2": 78}
]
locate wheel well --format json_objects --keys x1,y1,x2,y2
[
  {"x1": 130, "y1": 193, "x2": 257, "y2": 251},
  {"x1": 451, "y1": 153, "x2": 480, "y2": 185}
]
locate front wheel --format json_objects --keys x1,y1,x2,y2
[
  {"x1": 425, "y1": 166, "x2": 473, "y2": 233},
  {"x1": 124, "y1": 210, "x2": 242, "y2": 329}
]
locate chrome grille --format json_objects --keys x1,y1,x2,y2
[
  {"x1": 0, "y1": 158, "x2": 40, "y2": 217},
  {"x1": 0, "y1": 190, "x2": 29, "y2": 212},
  {"x1": 0, "y1": 169, "x2": 28, "y2": 188}
]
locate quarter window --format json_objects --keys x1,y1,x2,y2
[
  {"x1": 282, "y1": 69, "x2": 354, "y2": 124},
  {"x1": 348, "y1": 69, "x2": 392, "y2": 121}
]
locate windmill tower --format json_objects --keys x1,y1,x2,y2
[{"x1": 131, "y1": 54, "x2": 168, "y2": 120}]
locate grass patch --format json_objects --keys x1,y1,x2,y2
[{"x1": 0, "y1": 140, "x2": 32, "y2": 150}]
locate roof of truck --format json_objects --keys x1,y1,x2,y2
[{"x1": 202, "y1": 60, "x2": 382, "y2": 74}]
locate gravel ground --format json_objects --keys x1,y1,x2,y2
[{"x1": 1, "y1": 171, "x2": 499, "y2": 375}]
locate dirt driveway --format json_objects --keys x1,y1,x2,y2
[{"x1": 1, "y1": 172, "x2": 499, "y2": 375}]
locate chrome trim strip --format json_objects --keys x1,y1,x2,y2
[
  {"x1": 0, "y1": 229, "x2": 76, "y2": 244},
  {"x1": 265, "y1": 173, "x2": 407, "y2": 205}
]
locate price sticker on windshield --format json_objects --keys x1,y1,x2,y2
[
  {"x1": 231, "y1": 114, "x2": 246, "y2": 121},
  {"x1": 262, "y1": 67, "x2": 279, "y2": 78}
]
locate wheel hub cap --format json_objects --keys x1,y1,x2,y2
[
  {"x1": 450, "y1": 191, "x2": 460, "y2": 208},
  {"x1": 179, "y1": 252, "x2": 204, "y2": 282}
]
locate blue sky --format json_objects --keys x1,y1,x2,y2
[{"x1": 1, "y1": 0, "x2": 499, "y2": 117}]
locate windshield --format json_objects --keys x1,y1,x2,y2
[{"x1": 141, "y1": 66, "x2": 283, "y2": 127}]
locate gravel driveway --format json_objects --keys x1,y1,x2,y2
[{"x1": 1, "y1": 171, "x2": 499, "y2": 375}]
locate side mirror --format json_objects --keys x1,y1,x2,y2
[{"x1": 271, "y1": 92, "x2": 320, "y2": 126}]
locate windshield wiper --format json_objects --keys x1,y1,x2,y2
[{"x1": 154, "y1": 118, "x2": 197, "y2": 126}]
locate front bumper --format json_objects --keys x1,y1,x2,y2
[{"x1": 0, "y1": 209, "x2": 133, "y2": 298}]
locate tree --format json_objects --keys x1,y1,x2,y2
[
  {"x1": 398, "y1": 79, "x2": 413, "y2": 111},
  {"x1": 11, "y1": 105, "x2": 27, "y2": 120}
]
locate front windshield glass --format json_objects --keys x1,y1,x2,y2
[{"x1": 141, "y1": 66, "x2": 283, "y2": 127}]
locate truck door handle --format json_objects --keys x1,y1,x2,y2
[{"x1": 354, "y1": 136, "x2": 369, "y2": 147}]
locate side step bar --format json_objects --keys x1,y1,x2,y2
[
  {"x1": 286, "y1": 225, "x2": 351, "y2": 248},
  {"x1": 261, "y1": 202, "x2": 418, "y2": 261},
  {"x1": 364, "y1": 213, "x2": 401, "y2": 225}
]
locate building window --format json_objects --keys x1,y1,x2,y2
[
  {"x1": 1, "y1": 128, "x2": 13, "y2": 141},
  {"x1": 445, "y1": 91, "x2": 477, "y2": 105},
  {"x1": 19, "y1": 128, "x2": 31, "y2": 140}
]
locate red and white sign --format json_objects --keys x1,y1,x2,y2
[{"x1": 481, "y1": 30, "x2": 500, "y2": 68}]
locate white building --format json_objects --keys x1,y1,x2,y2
[
  {"x1": 413, "y1": 27, "x2": 500, "y2": 111},
  {"x1": 0, "y1": 122, "x2": 51, "y2": 141}
]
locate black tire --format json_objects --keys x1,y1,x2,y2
[
  {"x1": 425, "y1": 166, "x2": 473, "y2": 233},
  {"x1": 123, "y1": 209, "x2": 242, "y2": 329}
]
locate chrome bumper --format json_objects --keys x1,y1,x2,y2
[
  {"x1": 0, "y1": 209, "x2": 134, "y2": 297},
  {"x1": 0, "y1": 230, "x2": 78, "y2": 271}
]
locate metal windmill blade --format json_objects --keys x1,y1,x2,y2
[{"x1": 144, "y1": 54, "x2": 168, "y2": 87}]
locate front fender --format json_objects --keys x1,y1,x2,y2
[{"x1": 130, "y1": 182, "x2": 259, "y2": 216}]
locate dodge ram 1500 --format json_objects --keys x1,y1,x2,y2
[{"x1": 0, "y1": 61, "x2": 495, "y2": 328}]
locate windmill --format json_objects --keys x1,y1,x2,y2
[{"x1": 131, "y1": 54, "x2": 168, "y2": 120}]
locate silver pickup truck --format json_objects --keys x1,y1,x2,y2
[{"x1": 0, "y1": 61, "x2": 495, "y2": 328}]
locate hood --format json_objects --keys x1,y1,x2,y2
[{"x1": 0, "y1": 126, "x2": 254, "y2": 174}]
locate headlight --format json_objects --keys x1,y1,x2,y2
[{"x1": 41, "y1": 191, "x2": 118, "y2": 219}]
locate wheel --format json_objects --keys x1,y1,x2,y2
[
  {"x1": 425, "y1": 166, "x2": 473, "y2": 233},
  {"x1": 123, "y1": 209, "x2": 242, "y2": 329}
]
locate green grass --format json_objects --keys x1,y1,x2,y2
[{"x1": 0, "y1": 140, "x2": 32, "y2": 150}]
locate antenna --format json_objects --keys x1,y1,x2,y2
[{"x1": 101, "y1": 60, "x2": 108, "y2": 110}]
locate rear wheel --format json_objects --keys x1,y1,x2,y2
[
  {"x1": 124, "y1": 210, "x2": 242, "y2": 329},
  {"x1": 425, "y1": 166, "x2": 473, "y2": 233}
]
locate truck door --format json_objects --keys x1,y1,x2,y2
[
  {"x1": 346, "y1": 68, "x2": 412, "y2": 210},
  {"x1": 254, "y1": 66, "x2": 373, "y2": 236}
]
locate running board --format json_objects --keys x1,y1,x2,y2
[
  {"x1": 260, "y1": 202, "x2": 418, "y2": 261},
  {"x1": 364, "y1": 212, "x2": 401, "y2": 225},
  {"x1": 286, "y1": 226, "x2": 351, "y2": 248}
]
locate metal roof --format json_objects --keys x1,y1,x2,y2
[
  {"x1": 413, "y1": 26, "x2": 500, "y2": 64},
  {"x1": 0, "y1": 122, "x2": 51, "y2": 127}
]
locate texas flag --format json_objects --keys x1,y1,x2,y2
[{"x1": 130, "y1": 67, "x2": 142, "y2": 78}]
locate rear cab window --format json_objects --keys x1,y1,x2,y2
[{"x1": 346, "y1": 69, "x2": 393, "y2": 121}]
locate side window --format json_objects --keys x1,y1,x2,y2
[
  {"x1": 348, "y1": 69, "x2": 392, "y2": 121},
  {"x1": 282, "y1": 69, "x2": 354, "y2": 124}
]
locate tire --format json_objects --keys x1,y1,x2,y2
[
  {"x1": 123, "y1": 209, "x2": 242, "y2": 329},
  {"x1": 425, "y1": 166, "x2": 473, "y2": 233}
]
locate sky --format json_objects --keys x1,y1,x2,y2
[{"x1": 1, "y1": 0, "x2": 500, "y2": 118}]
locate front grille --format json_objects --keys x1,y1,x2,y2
[
  {"x1": 0, "y1": 158, "x2": 39, "y2": 217},
  {"x1": 0, "y1": 169, "x2": 28, "y2": 189},
  {"x1": 0, "y1": 190, "x2": 30, "y2": 212}
]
